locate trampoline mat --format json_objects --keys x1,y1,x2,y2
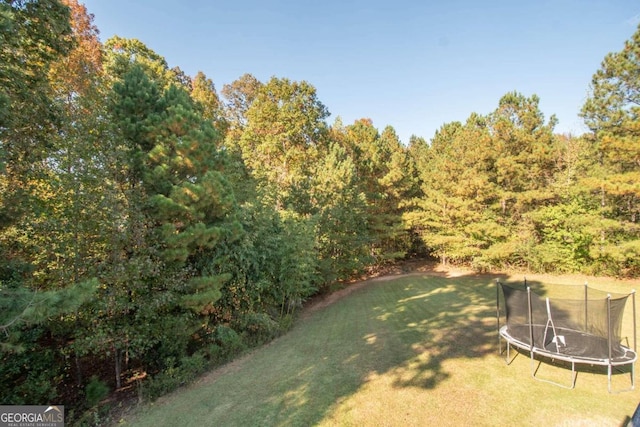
[{"x1": 502, "y1": 324, "x2": 636, "y2": 363}]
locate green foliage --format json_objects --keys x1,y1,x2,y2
[
  {"x1": 579, "y1": 23, "x2": 640, "y2": 276},
  {"x1": 4, "y1": 5, "x2": 640, "y2": 421},
  {"x1": 103, "y1": 36, "x2": 179, "y2": 89},
  {"x1": 144, "y1": 352, "x2": 209, "y2": 401},
  {"x1": 411, "y1": 117, "x2": 494, "y2": 265},
  {"x1": 180, "y1": 276, "x2": 226, "y2": 313},
  {"x1": 238, "y1": 77, "x2": 329, "y2": 207},
  {"x1": 581, "y1": 24, "x2": 640, "y2": 136},
  {"x1": 0, "y1": 0, "x2": 72, "y2": 167},
  {"x1": 0, "y1": 279, "x2": 98, "y2": 353},
  {"x1": 313, "y1": 141, "x2": 372, "y2": 282},
  {"x1": 213, "y1": 325, "x2": 246, "y2": 356},
  {"x1": 221, "y1": 73, "x2": 262, "y2": 131},
  {"x1": 335, "y1": 119, "x2": 413, "y2": 265},
  {"x1": 0, "y1": 326, "x2": 60, "y2": 405},
  {"x1": 0, "y1": 0, "x2": 74, "y2": 318},
  {"x1": 110, "y1": 64, "x2": 163, "y2": 154},
  {"x1": 277, "y1": 211, "x2": 320, "y2": 302},
  {"x1": 84, "y1": 376, "x2": 109, "y2": 408},
  {"x1": 491, "y1": 92, "x2": 559, "y2": 215},
  {"x1": 190, "y1": 71, "x2": 227, "y2": 133},
  {"x1": 527, "y1": 202, "x2": 595, "y2": 272},
  {"x1": 233, "y1": 311, "x2": 280, "y2": 345}
]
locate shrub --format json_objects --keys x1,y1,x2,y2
[
  {"x1": 85, "y1": 376, "x2": 109, "y2": 408},
  {"x1": 214, "y1": 324, "x2": 245, "y2": 356},
  {"x1": 233, "y1": 311, "x2": 280, "y2": 345},
  {"x1": 143, "y1": 352, "x2": 208, "y2": 400}
]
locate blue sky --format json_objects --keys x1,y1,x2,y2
[{"x1": 82, "y1": 0, "x2": 639, "y2": 143}]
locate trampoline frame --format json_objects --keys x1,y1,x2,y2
[{"x1": 496, "y1": 280, "x2": 637, "y2": 393}]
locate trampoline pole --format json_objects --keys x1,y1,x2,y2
[
  {"x1": 496, "y1": 280, "x2": 500, "y2": 355},
  {"x1": 527, "y1": 287, "x2": 533, "y2": 348},
  {"x1": 633, "y1": 290, "x2": 637, "y2": 353},
  {"x1": 584, "y1": 282, "x2": 588, "y2": 332},
  {"x1": 633, "y1": 290, "x2": 637, "y2": 391},
  {"x1": 527, "y1": 286, "x2": 534, "y2": 365},
  {"x1": 607, "y1": 294, "x2": 612, "y2": 392}
]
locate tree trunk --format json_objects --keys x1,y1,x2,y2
[
  {"x1": 114, "y1": 347, "x2": 122, "y2": 389},
  {"x1": 74, "y1": 346, "x2": 83, "y2": 387}
]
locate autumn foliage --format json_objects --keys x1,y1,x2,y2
[{"x1": 1, "y1": 0, "x2": 640, "y2": 421}]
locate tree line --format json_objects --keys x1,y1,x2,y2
[{"x1": 1, "y1": 0, "x2": 639, "y2": 421}]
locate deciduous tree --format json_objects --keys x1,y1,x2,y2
[{"x1": 238, "y1": 77, "x2": 329, "y2": 210}]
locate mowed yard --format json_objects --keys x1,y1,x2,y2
[{"x1": 120, "y1": 268, "x2": 640, "y2": 426}]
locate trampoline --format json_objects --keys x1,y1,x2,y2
[{"x1": 496, "y1": 280, "x2": 637, "y2": 392}]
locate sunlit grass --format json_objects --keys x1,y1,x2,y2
[{"x1": 121, "y1": 273, "x2": 640, "y2": 426}]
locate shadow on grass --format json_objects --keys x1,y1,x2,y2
[
  {"x1": 248, "y1": 272, "x2": 510, "y2": 425},
  {"x1": 133, "y1": 272, "x2": 638, "y2": 426}
]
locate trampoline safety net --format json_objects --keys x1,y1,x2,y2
[{"x1": 500, "y1": 283, "x2": 632, "y2": 361}]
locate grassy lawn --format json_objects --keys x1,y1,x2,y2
[{"x1": 120, "y1": 271, "x2": 640, "y2": 426}]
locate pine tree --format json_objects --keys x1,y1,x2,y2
[
  {"x1": 340, "y1": 120, "x2": 413, "y2": 264},
  {"x1": 312, "y1": 140, "x2": 371, "y2": 282},
  {"x1": 580, "y1": 23, "x2": 640, "y2": 275}
]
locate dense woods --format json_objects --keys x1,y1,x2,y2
[{"x1": 1, "y1": 0, "x2": 640, "y2": 421}]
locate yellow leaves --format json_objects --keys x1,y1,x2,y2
[
  {"x1": 49, "y1": 0, "x2": 102, "y2": 96},
  {"x1": 27, "y1": 175, "x2": 58, "y2": 203},
  {"x1": 600, "y1": 133, "x2": 640, "y2": 165},
  {"x1": 176, "y1": 186, "x2": 198, "y2": 203},
  {"x1": 601, "y1": 171, "x2": 640, "y2": 197}
]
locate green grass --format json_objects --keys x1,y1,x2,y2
[{"x1": 120, "y1": 272, "x2": 640, "y2": 426}]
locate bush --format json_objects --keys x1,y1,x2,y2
[
  {"x1": 278, "y1": 313, "x2": 295, "y2": 333},
  {"x1": 233, "y1": 312, "x2": 280, "y2": 345},
  {"x1": 143, "y1": 352, "x2": 209, "y2": 401},
  {"x1": 214, "y1": 325, "x2": 245, "y2": 356},
  {"x1": 84, "y1": 376, "x2": 109, "y2": 408}
]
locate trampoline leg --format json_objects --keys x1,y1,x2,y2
[
  {"x1": 608, "y1": 362, "x2": 636, "y2": 394},
  {"x1": 530, "y1": 351, "x2": 536, "y2": 380},
  {"x1": 531, "y1": 356, "x2": 577, "y2": 389},
  {"x1": 503, "y1": 341, "x2": 518, "y2": 365}
]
